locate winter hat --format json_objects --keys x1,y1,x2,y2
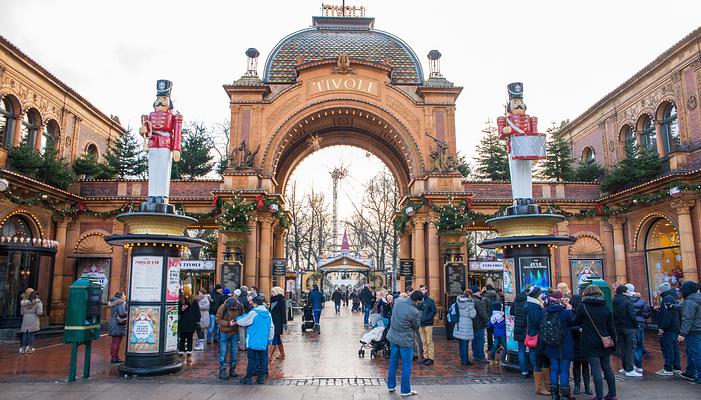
[
  {"x1": 657, "y1": 282, "x2": 672, "y2": 293},
  {"x1": 527, "y1": 286, "x2": 542, "y2": 298},
  {"x1": 549, "y1": 290, "x2": 563, "y2": 304},
  {"x1": 223, "y1": 288, "x2": 231, "y2": 295},
  {"x1": 615, "y1": 285, "x2": 628, "y2": 295},
  {"x1": 492, "y1": 302, "x2": 504, "y2": 312},
  {"x1": 215, "y1": 284, "x2": 223, "y2": 290},
  {"x1": 240, "y1": 285, "x2": 248, "y2": 293},
  {"x1": 225, "y1": 297, "x2": 240, "y2": 309},
  {"x1": 469, "y1": 286, "x2": 480, "y2": 294},
  {"x1": 624, "y1": 283, "x2": 635, "y2": 295},
  {"x1": 253, "y1": 295, "x2": 265, "y2": 305},
  {"x1": 681, "y1": 281, "x2": 699, "y2": 298},
  {"x1": 234, "y1": 289, "x2": 241, "y2": 297}
]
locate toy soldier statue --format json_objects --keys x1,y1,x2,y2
[
  {"x1": 496, "y1": 82, "x2": 546, "y2": 203},
  {"x1": 139, "y1": 80, "x2": 183, "y2": 205}
]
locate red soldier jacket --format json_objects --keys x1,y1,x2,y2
[
  {"x1": 497, "y1": 113, "x2": 538, "y2": 140},
  {"x1": 142, "y1": 111, "x2": 182, "y2": 151}
]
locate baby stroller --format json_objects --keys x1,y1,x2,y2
[
  {"x1": 358, "y1": 314, "x2": 390, "y2": 358},
  {"x1": 351, "y1": 297, "x2": 360, "y2": 312},
  {"x1": 301, "y1": 303, "x2": 315, "y2": 332}
]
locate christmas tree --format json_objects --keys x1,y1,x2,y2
[
  {"x1": 102, "y1": 129, "x2": 147, "y2": 179},
  {"x1": 218, "y1": 197, "x2": 255, "y2": 232},
  {"x1": 539, "y1": 121, "x2": 574, "y2": 181},
  {"x1": 473, "y1": 120, "x2": 509, "y2": 181},
  {"x1": 171, "y1": 123, "x2": 215, "y2": 179}
]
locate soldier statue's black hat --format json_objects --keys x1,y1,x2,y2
[
  {"x1": 156, "y1": 79, "x2": 173, "y2": 97},
  {"x1": 507, "y1": 82, "x2": 523, "y2": 100}
]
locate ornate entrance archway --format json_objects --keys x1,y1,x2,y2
[{"x1": 217, "y1": 10, "x2": 465, "y2": 307}]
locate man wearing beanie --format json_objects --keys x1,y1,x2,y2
[
  {"x1": 216, "y1": 296, "x2": 243, "y2": 379},
  {"x1": 613, "y1": 284, "x2": 640, "y2": 376},
  {"x1": 655, "y1": 281, "x2": 682, "y2": 376},
  {"x1": 235, "y1": 295, "x2": 274, "y2": 384},
  {"x1": 678, "y1": 280, "x2": 701, "y2": 383},
  {"x1": 470, "y1": 286, "x2": 489, "y2": 363}
]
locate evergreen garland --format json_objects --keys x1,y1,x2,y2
[{"x1": 432, "y1": 199, "x2": 488, "y2": 233}]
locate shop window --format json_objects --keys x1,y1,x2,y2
[
  {"x1": 645, "y1": 218, "x2": 682, "y2": 302},
  {"x1": 581, "y1": 146, "x2": 595, "y2": 164},
  {"x1": 640, "y1": 116, "x2": 657, "y2": 153},
  {"x1": 0, "y1": 96, "x2": 17, "y2": 148},
  {"x1": 661, "y1": 103, "x2": 680, "y2": 153},
  {"x1": 20, "y1": 109, "x2": 41, "y2": 147}
]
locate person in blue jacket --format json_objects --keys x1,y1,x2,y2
[
  {"x1": 307, "y1": 285, "x2": 324, "y2": 333},
  {"x1": 542, "y1": 290, "x2": 575, "y2": 400},
  {"x1": 487, "y1": 302, "x2": 507, "y2": 366},
  {"x1": 235, "y1": 295, "x2": 275, "y2": 384}
]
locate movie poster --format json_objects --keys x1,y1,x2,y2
[
  {"x1": 504, "y1": 304, "x2": 518, "y2": 352},
  {"x1": 78, "y1": 259, "x2": 110, "y2": 303},
  {"x1": 166, "y1": 258, "x2": 181, "y2": 302},
  {"x1": 502, "y1": 258, "x2": 515, "y2": 302},
  {"x1": 130, "y1": 256, "x2": 163, "y2": 302},
  {"x1": 570, "y1": 259, "x2": 604, "y2": 289},
  {"x1": 519, "y1": 256, "x2": 550, "y2": 290},
  {"x1": 128, "y1": 306, "x2": 160, "y2": 353},
  {"x1": 165, "y1": 305, "x2": 178, "y2": 352}
]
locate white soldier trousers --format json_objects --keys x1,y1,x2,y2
[
  {"x1": 508, "y1": 155, "x2": 533, "y2": 200},
  {"x1": 148, "y1": 147, "x2": 172, "y2": 199}
]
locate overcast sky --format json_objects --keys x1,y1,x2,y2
[{"x1": 2, "y1": 0, "x2": 699, "y2": 225}]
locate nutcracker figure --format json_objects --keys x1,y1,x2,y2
[
  {"x1": 496, "y1": 82, "x2": 546, "y2": 202},
  {"x1": 139, "y1": 80, "x2": 183, "y2": 203}
]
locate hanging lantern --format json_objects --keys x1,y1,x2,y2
[
  {"x1": 405, "y1": 206, "x2": 415, "y2": 216},
  {"x1": 269, "y1": 203, "x2": 279, "y2": 213}
]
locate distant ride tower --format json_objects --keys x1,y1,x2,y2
[{"x1": 330, "y1": 164, "x2": 348, "y2": 250}]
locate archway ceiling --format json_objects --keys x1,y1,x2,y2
[{"x1": 273, "y1": 107, "x2": 415, "y2": 196}]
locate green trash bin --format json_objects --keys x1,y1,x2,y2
[{"x1": 579, "y1": 276, "x2": 612, "y2": 310}]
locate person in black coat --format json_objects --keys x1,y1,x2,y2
[
  {"x1": 512, "y1": 289, "x2": 529, "y2": 377},
  {"x1": 178, "y1": 287, "x2": 201, "y2": 363},
  {"x1": 523, "y1": 286, "x2": 550, "y2": 395},
  {"x1": 569, "y1": 294, "x2": 592, "y2": 395},
  {"x1": 612, "y1": 285, "x2": 639, "y2": 375},
  {"x1": 208, "y1": 284, "x2": 226, "y2": 343},
  {"x1": 655, "y1": 282, "x2": 682, "y2": 375},
  {"x1": 360, "y1": 285, "x2": 374, "y2": 326},
  {"x1": 331, "y1": 288, "x2": 342, "y2": 314},
  {"x1": 575, "y1": 285, "x2": 617, "y2": 400},
  {"x1": 269, "y1": 287, "x2": 287, "y2": 360}
]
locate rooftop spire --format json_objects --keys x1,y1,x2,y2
[{"x1": 341, "y1": 230, "x2": 350, "y2": 254}]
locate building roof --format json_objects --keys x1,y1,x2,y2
[
  {"x1": 263, "y1": 15, "x2": 424, "y2": 85},
  {"x1": 0, "y1": 35, "x2": 124, "y2": 133},
  {"x1": 565, "y1": 26, "x2": 701, "y2": 129}
]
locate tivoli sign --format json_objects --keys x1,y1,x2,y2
[{"x1": 308, "y1": 76, "x2": 379, "y2": 96}]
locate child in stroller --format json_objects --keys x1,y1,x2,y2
[
  {"x1": 300, "y1": 302, "x2": 315, "y2": 332},
  {"x1": 357, "y1": 313, "x2": 390, "y2": 358},
  {"x1": 351, "y1": 296, "x2": 361, "y2": 312}
]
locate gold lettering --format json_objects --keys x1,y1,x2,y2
[
  {"x1": 331, "y1": 78, "x2": 342, "y2": 89},
  {"x1": 365, "y1": 81, "x2": 374, "y2": 93},
  {"x1": 343, "y1": 79, "x2": 356, "y2": 89},
  {"x1": 313, "y1": 81, "x2": 324, "y2": 93},
  {"x1": 325, "y1": 79, "x2": 331, "y2": 90}
]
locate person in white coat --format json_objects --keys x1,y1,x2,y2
[{"x1": 194, "y1": 289, "x2": 211, "y2": 351}]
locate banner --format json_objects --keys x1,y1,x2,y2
[
  {"x1": 519, "y1": 256, "x2": 550, "y2": 290},
  {"x1": 78, "y1": 259, "x2": 110, "y2": 303},
  {"x1": 468, "y1": 261, "x2": 503, "y2": 271},
  {"x1": 570, "y1": 259, "x2": 604, "y2": 290},
  {"x1": 179, "y1": 260, "x2": 215, "y2": 271},
  {"x1": 505, "y1": 304, "x2": 518, "y2": 352},
  {"x1": 166, "y1": 258, "x2": 181, "y2": 302},
  {"x1": 130, "y1": 256, "x2": 163, "y2": 302},
  {"x1": 128, "y1": 305, "x2": 160, "y2": 353},
  {"x1": 165, "y1": 305, "x2": 178, "y2": 352}
]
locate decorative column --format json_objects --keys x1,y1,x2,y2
[
  {"x1": 110, "y1": 220, "x2": 125, "y2": 293},
  {"x1": 557, "y1": 220, "x2": 570, "y2": 286},
  {"x1": 399, "y1": 233, "x2": 411, "y2": 292},
  {"x1": 609, "y1": 217, "x2": 627, "y2": 284},
  {"x1": 427, "y1": 218, "x2": 440, "y2": 306},
  {"x1": 259, "y1": 216, "x2": 274, "y2": 297},
  {"x1": 601, "y1": 220, "x2": 616, "y2": 283},
  {"x1": 12, "y1": 111, "x2": 24, "y2": 147},
  {"x1": 216, "y1": 231, "x2": 226, "y2": 284},
  {"x1": 672, "y1": 199, "x2": 699, "y2": 282},
  {"x1": 49, "y1": 216, "x2": 71, "y2": 324},
  {"x1": 244, "y1": 217, "x2": 258, "y2": 287},
  {"x1": 412, "y1": 219, "x2": 426, "y2": 287},
  {"x1": 655, "y1": 119, "x2": 666, "y2": 156}
]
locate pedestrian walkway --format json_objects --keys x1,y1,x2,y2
[{"x1": 0, "y1": 301, "x2": 697, "y2": 400}]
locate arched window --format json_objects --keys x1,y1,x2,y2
[
  {"x1": 41, "y1": 120, "x2": 59, "y2": 152},
  {"x1": 640, "y1": 116, "x2": 657, "y2": 153},
  {"x1": 85, "y1": 143, "x2": 99, "y2": 159},
  {"x1": 645, "y1": 218, "x2": 682, "y2": 301},
  {"x1": 661, "y1": 103, "x2": 680, "y2": 153},
  {"x1": 581, "y1": 146, "x2": 595, "y2": 164},
  {"x1": 1, "y1": 215, "x2": 34, "y2": 241},
  {"x1": 20, "y1": 109, "x2": 41, "y2": 147},
  {"x1": 0, "y1": 96, "x2": 16, "y2": 148}
]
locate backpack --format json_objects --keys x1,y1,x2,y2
[
  {"x1": 447, "y1": 302, "x2": 460, "y2": 324},
  {"x1": 540, "y1": 312, "x2": 564, "y2": 346}
]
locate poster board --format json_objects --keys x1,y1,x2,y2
[
  {"x1": 570, "y1": 259, "x2": 604, "y2": 290},
  {"x1": 128, "y1": 305, "x2": 160, "y2": 353},
  {"x1": 519, "y1": 256, "x2": 550, "y2": 290},
  {"x1": 166, "y1": 258, "x2": 181, "y2": 302},
  {"x1": 399, "y1": 259, "x2": 414, "y2": 277},
  {"x1": 130, "y1": 256, "x2": 163, "y2": 302},
  {"x1": 444, "y1": 263, "x2": 466, "y2": 297},
  {"x1": 78, "y1": 259, "x2": 111, "y2": 303},
  {"x1": 502, "y1": 258, "x2": 516, "y2": 302},
  {"x1": 165, "y1": 305, "x2": 178, "y2": 352},
  {"x1": 272, "y1": 258, "x2": 287, "y2": 276},
  {"x1": 221, "y1": 261, "x2": 242, "y2": 290},
  {"x1": 505, "y1": 304, "x2": 518, "y2": 352}
]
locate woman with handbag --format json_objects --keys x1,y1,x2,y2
[
  {"x1": 19, "y1": 288, "x2": 43, "y2": 354},
  {"x1": 574, "y1": 285, "x2": 617, "y2": 400},
  {"x1": 524, "y1": 286, "x2": 550, "y2": 396},
  {"x1": 108, "y1": 291, "x2": 128, "y2": 363},
  {"x1": 179, "y1": 286, "x2": 201, "y2": 363}
]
